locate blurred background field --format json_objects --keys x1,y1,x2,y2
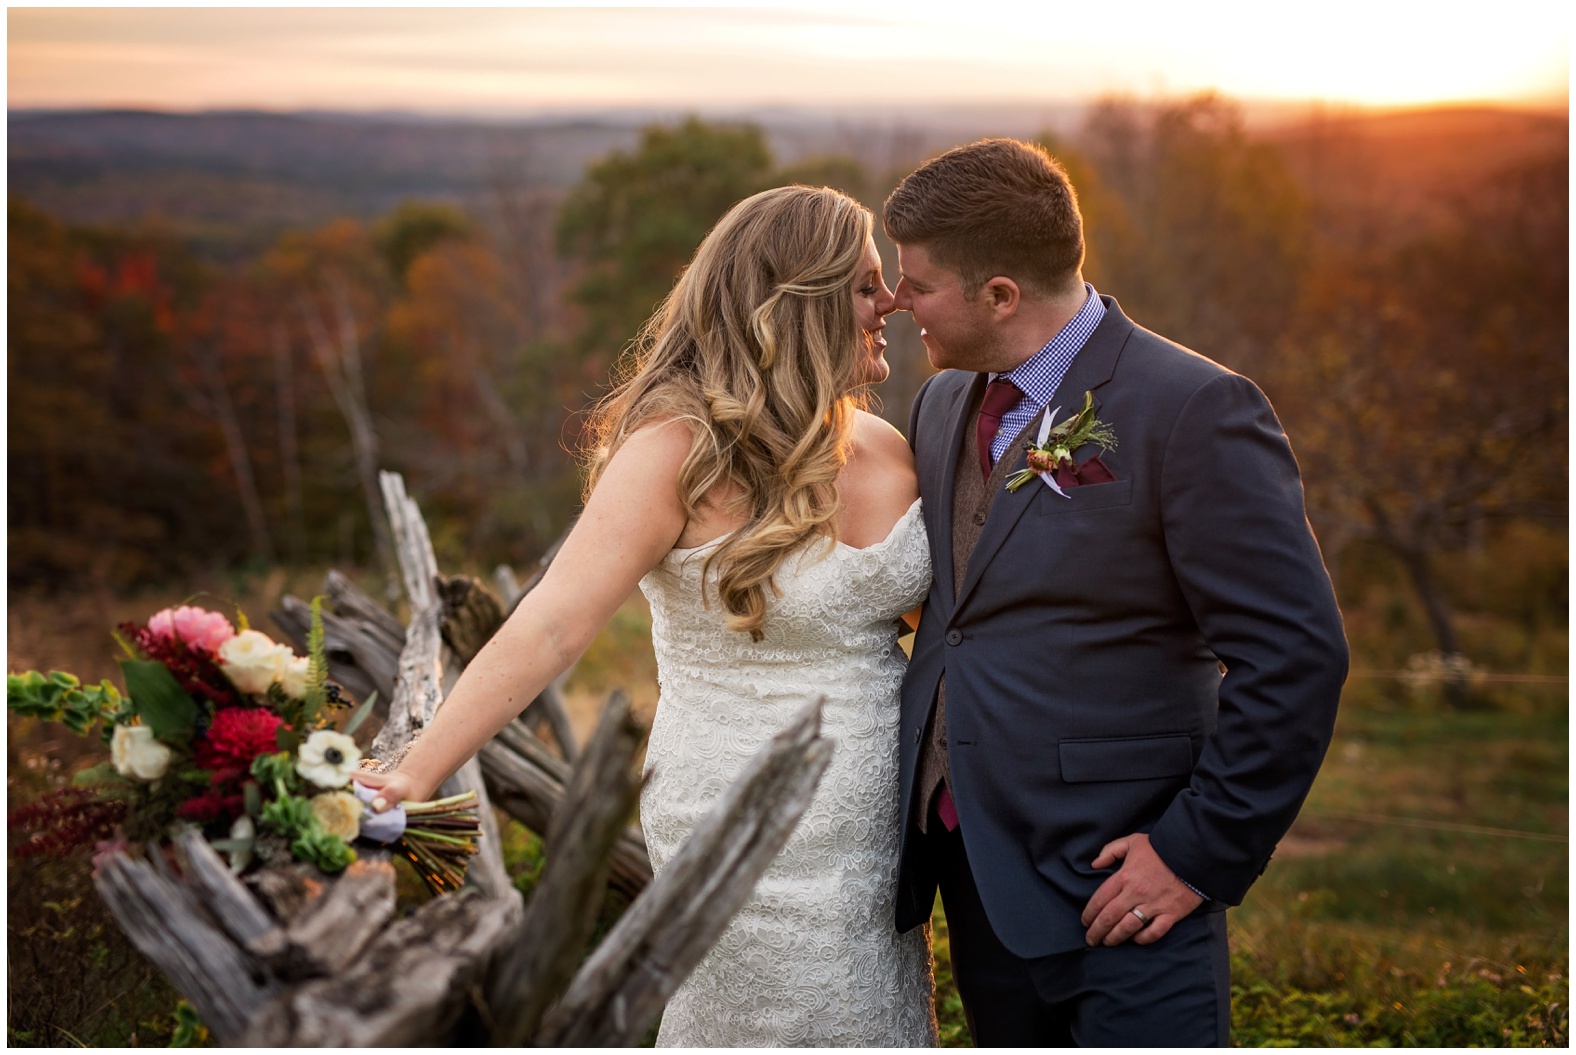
[{"x1": 5, "y1": 28, "x2": 1567, "y2": 1045}]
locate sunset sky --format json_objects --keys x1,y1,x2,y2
[{"x1": 7, "y1": 4, "x2": 1570, "y2": 116}]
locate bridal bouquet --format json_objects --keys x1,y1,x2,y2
[{"x1": 7, "y1": 602, "x2": 480, "y2": 894}]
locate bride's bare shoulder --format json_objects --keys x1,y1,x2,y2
[
  {"x1": 837, "y1": 411, "x2": 918, "y2": 546},
  {"x1": 620, "y1": 416, "x2": 697, "y2": 458},
  {"x1": 619, "y1": 417, "x2": 749, "y2": 547},
  {"x1": 611, "y1": 417, "x2": 718, "y2": 489},
  {"x1": 848, "y1": 409, "x2": 916, "y2": 475}
]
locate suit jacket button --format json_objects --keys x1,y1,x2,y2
[{"x1": 945, "y1": 628, "x2": 963, "y2": 645}]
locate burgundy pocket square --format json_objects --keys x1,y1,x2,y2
[{"x1": 1052, "y1": 454, "x2": 1118, "y2": 490}]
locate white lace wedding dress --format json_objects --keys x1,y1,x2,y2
[{"x1": 638, "y1": 497, "x2": 938, "y2": 1047}]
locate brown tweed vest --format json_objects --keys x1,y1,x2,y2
[{"x1": 914, "y1": 384, "x2": 1038, "y2": 832}]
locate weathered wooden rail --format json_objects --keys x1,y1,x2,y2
[
  {"x1": 271, "y1": 488, "x2": 649, "y2": 898},
  {"x1": 92, "y1": 471, "x2": 830, "y2": 1044}
]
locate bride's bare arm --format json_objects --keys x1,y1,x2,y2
[{"x1": 358, "y1": 422, "x2": 691, "y2": 809}]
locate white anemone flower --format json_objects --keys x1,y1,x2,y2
[
  {"x1": 111, "y1": 724, "x2": 172, "y2": 781},
  {"x1": 296, "y1": 729, "x2": 361, "y2": 788}
]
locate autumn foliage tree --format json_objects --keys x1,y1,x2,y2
[
  {"x1": 7, "y1": 199, "x2": 233, "y2": 588},
  {"x1": 7, "y1": 106, "x2": 1565, "y2": 667},
  {"x1": 260, "y1": 219, "x2": 399, "y2": 584},
  {"x1": 556, "y1": 118, "x2": 776, "y2": 364},
  {"x1": 1074, "y1": 94, "x2": 1312, "y2": 376},
  {"x1": 1271, "y1": 151, "x2": 1568, "y2": 667}
]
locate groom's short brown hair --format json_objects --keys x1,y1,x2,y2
[{"x1": 883, "y1": 138, "x2": 1084, "y2": 298}]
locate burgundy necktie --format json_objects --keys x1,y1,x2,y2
[
  {"x1": 976, "y1": 377, "x2": 1023, "y2": 478},
  {"x1": 937, "y1": 785, "x2": 960, "y2": 831}
]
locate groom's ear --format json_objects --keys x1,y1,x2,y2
[{"x1": 979, "y1": 275, "x2": 1021, "y2": 320}]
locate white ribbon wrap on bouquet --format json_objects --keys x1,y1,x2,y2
[{"x1": 351, "y1": 780, "x2": 408, "y2": 843}]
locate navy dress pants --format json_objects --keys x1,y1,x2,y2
[{"x1": 927, "y1": 812, "x2": 1231, "y2": 1047}]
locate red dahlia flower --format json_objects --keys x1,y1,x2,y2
[{"x1": 194, "y1": 707, "x2": 285, "y2": 771}]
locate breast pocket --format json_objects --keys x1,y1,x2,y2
[{"x1": 1035, "y1": 478, "x2": 1133, "y2": 516}]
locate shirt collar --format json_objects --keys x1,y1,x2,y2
[{"x1": 992, "y1": 282, "x2": 1105, "y2": 409}]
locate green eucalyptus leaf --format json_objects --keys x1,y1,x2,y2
[
  {"x1": 207, "y1": 837, "x2": 253, "y2": 853},
  {"x1": 71, "y1": 761, "x2": 122, "y2": 787},
  {"x1": 344, "y1": 690, "x2": 379, "y2": 736},
  {"x1": 118, "y1": 659, "x2": 198, "y2": 742}
]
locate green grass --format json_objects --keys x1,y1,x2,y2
[
  {"x1": 924, "y1": 687, "x2": 1568, "y2": 1047},
  {"x1": 1223, "y1": 687, "x2": 1567, "y2": 1046}
]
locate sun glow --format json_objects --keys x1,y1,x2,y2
[{"x1": 6, "y1": 4, "x2": 1568, "y2": 114}]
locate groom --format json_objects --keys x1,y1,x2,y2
[{"x1": 886, "y1": 139, "x2": 1348, "y2": 1045}]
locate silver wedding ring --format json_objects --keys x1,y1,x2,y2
[{"x1": 1129, "y1": 907, "x2": 1150, "y2": 926}]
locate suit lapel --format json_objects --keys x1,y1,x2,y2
[
  {"x1": 952, "y1": 297, "x2": 1135, "y2": 615},
  {"x1": 930, "y1": 372, "x2": 985, "y2": 613}
]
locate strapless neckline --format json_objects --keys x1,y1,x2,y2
[{"x1": 667, "y1": 497, "x2": 923, "y2": 559}]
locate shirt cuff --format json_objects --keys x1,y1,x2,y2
[{"x1": 1177, "y1": 875, "x2": 1210, "y2": 901}]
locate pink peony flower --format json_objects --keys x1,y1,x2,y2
[{"x1": 146, "y1": 606, "x2": 236, "y2": 656}]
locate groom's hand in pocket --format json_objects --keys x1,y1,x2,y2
[{"x1": 1080, "y1": 832, "x2": 1204, "y2": 947}]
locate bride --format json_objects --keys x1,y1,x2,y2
[{"x1": 359, "y1": 185, "x2": 938, "y2": 1046}]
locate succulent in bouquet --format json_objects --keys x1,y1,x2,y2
[{"x1": 8, "y1": 599, "x2": 481, "y2": 894}]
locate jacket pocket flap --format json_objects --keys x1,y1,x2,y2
[
  {"x1": 1058, "y1": 735, "x2": 1193, "y2": 783},
  {"x1": 1036, "y1": 478, "x2": 1133, "y2": 515}
]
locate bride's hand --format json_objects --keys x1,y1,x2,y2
[{"x1": 354, "y1": 769, "x2": 424, "y2": 812}]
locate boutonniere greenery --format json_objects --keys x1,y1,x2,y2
[{"x1": 1004, "y1": 390, "x2": 1118, "y2": 495}]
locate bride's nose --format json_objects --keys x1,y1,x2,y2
[{"x1": 876, "y1": 282, "x2": 897, "y2": 318}]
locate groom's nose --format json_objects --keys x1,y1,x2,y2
[{"x1": 892, "y1": 278, "x2": 914, "y2": 312}]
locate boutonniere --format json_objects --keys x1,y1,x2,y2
[{"x1": 1004, "y1": 391, "x2": 1118, "y2": 497}]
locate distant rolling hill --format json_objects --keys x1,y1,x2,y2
[
  {"x1": 7, "y1": 109, "x2": 644, "y2": 257},
  {"x1": 8, "y1": 103, "x2": 1565, "y2": 258}
]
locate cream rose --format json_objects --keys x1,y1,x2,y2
[
  {"x1": 111, "y1": 724, "x2": 172, "y2": 781},
  {"x1": 218, "y1": 629, "x2": 291, "y2": 695},
  {"x1": 310, "y1": 791, "x2": 362, "y2": 842},
  {"x1": 278, "y1": 654, "x2": 312, "y2": 700},
  {"x1": 297, "y1": 729, "x2": 361, "y2": 788}
]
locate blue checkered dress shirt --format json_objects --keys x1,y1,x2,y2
[{"x1": 987, "y1": 283, "x2": 1106, "y2": 467}]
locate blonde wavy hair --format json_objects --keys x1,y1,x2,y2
[{"x1": 583, "y1": 185, "x2": 874, "y2": 641}]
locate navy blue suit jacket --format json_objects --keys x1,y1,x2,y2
[{"x1": 896, "y1": 297, "x2": 1348, "y2": 957}]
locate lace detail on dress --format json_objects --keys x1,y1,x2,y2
[{"x1": 639, "y1": 498, "x2": 937, "y2": 1047}]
